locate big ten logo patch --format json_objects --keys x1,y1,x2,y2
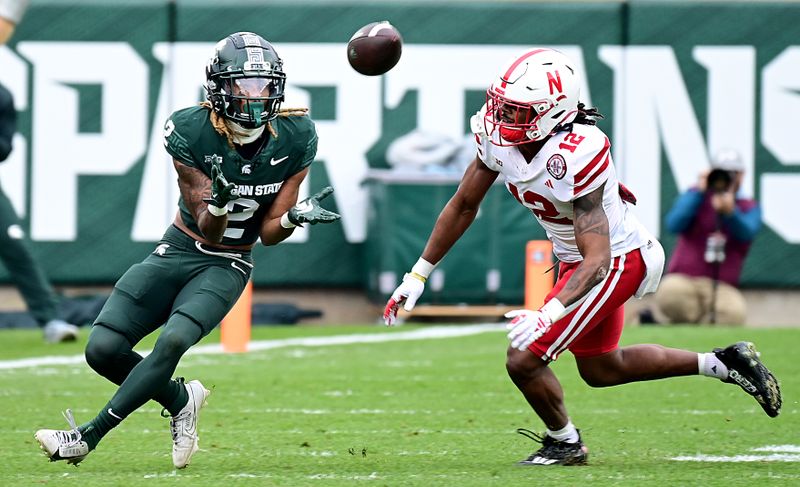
[{"x1": 547, "y1": 154, "x2": 567, "y2": 180}]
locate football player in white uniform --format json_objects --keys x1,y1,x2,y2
[{"x1": 383, "y1": 48, "x2": 781, "y2": 466}]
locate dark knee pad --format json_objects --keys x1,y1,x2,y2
[
  {"x1": 85, "y1": 324, "x2": 136, "y2": 377},
  {"x1": 150, "y1": 313, "x2": 202, "y2": 360}
]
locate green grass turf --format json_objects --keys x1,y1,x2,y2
[{"x1": 0, "y1": 324, "x2": 797, "y2": 486}]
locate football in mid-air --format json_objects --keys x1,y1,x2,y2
[{"x1": 346, "y1": 21, "x2": 403, "y2": 76}]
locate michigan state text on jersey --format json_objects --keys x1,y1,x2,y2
[
  {"x1": 35, "y1": 31, "x2": 340, "y2": 470},
  {"x1": 164, "y1": 103, "x2": 317, "y2": 247}
]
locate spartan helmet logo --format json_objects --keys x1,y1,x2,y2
[{"x1": 241, "y1": 164, "x2": 252, "y2": 175}]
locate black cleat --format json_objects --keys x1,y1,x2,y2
[
  {"x1": 714, "y1": 341, "x2": 782, "y2": 418},
  {"x1": 515, "y1": 428, "x2": 588, "y2": 466}
]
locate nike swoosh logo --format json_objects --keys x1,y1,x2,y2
[
  {"x1": 270, "y1": 155, "x2": 289, "y2": 166},
  {"x1": 107, "y1": 408, "x2": 123, "y2": 420},
  {"x1": 231, "y1": 262, "x2": 248, "y2": 276}
]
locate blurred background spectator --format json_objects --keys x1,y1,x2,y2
[
  {"x1": 0, "y1": 0, "x2": 79, "y2": 342},
  {"x1": 0, "y1": 0, "x2": 27, "y2": 44},
  {"x1": 642, "y1": 150, "x2": 761, "y2": 326}
]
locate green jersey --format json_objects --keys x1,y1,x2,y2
[{"x1": 163, "y1": 105, "x2": 317, "y2": 246}]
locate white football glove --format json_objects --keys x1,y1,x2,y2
[
  {"x1": 504, "y1": 309, "x2": 553, "y2": 351},
  {"x1": 383, "y1": 273, "x2": 426, "y2": 326}
]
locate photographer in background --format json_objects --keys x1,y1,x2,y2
[
  {"x1": 0, "y1": 0, "x2": 26, "y2": 43},
  {"x1": 0, "y1": 0, "x2": 80, "y2": 342},
  {"x1": 647, "y1": 150, "x2": 761, "y2": 325}
]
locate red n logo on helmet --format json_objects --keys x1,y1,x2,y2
[{"x1": 547, "y1": 71, "x2": 563, "y2": 95}]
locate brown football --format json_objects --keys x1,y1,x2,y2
[{"x1": 347, "y1": 21, "x2": 403, "y2": 76}]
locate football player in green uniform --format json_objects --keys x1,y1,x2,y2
[{"x1": 34, "y1": 32, "x2": 340, "y2": 468}]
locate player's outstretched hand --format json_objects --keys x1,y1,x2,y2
[
  {"x1": 287, "y1": 186, "x2": 341, "y2": 226},
  {"x1": 383, "y1": 273, "x2": 426, "y2": 326},
  {"x1": 504, "y1": 309, "x2": 552, "y2": 351},
  {"x1": 203, "y1": 159, "x2": 239, "y2": 209}
]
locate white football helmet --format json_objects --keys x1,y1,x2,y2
[{"x1": 482, "y1": 48, "x2": 580, "y2": 146}]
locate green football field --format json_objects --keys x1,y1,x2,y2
[{"x1": 0, "y1": 324, "x2": 797, "y2": 486}]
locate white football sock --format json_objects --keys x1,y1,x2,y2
[
  {"x1": 547, "y1": 420, "x2": 580, "y2": 444},
  {"x1": 698, "y1": 352, "x2": 729, "y2": 380}
]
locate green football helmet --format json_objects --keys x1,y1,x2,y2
[{"x1": 205, "y1": 32, "x2": 286, "y2": 128}]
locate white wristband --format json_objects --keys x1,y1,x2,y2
[
  {"x1": 541, "y1": 298, "x2": 566, "y2": 322},
  {"x1": 207, "y1": 204, "x2": 227, "y2": 216},
  {"x1": 280, "y1": 212, "x2": 298, "y2": 229},
  {"x1": 411, "y1": 257, "x2": 436, "y2": 279}
]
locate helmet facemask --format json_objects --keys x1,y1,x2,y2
[
  {"x1": 205, "y1": 32, "x2": 287, "y2": 129},
  {"x1": 213, "y1": 75, "x2": 285, "y2": 129},
  {"x1": 484, "y1": 90, "x2": 556, "y2": 146},
  {"x1": 480, "y1": 48, "x2": 581, "y2": 147}
]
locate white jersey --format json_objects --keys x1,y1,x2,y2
[{"x1": 474, "y1": 120, "x2": 647, "y2": 263}]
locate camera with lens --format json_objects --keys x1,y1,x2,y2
[
  {"x1": 704, "y1": 232, "x2": 727, "y2": 264},
  {"x1": 707, "y1": 168, "x2": 734, "y2": 192}
]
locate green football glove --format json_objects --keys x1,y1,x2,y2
[
  {"x1": 286, "y1": 186, "x2": 341, "y2": 226},
  {"x1": 203, "y1": 159, "x2": 239, "y2": 211}
]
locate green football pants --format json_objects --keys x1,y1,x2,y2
[
  {"x1": 93, "y1": 224, "x2": 253, "y2": 343},
  {"x1": 85, "y1": 225, "x2": 253, "y2": 421}
]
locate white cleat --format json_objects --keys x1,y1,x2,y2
[
  {"x1": 34, "y1": 409, "x2": 90, "y2": 465},
  {"x1": 43, "y1": 320, "x2": 80, "y2": 344},
  {"x1": 170, "y1": 379, "x2": 210, "y2": 469}
]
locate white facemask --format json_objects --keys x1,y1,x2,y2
[{"x1": 227, "y1": 120, "x2": 266, "y2": 145}]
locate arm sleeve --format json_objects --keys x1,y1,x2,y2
[
  {"x1": 721, "y1": 204, "x2": 762, "y2": 242},
  {"x1": 665, "y1": 189, "x2": 704, "y2": 234},
  {"x1": 299, "y1": 128, "x2": 318, "y2": 170},
  {"x1": 474, "y1": 133, "x2": 500, "y2": 171},
  {"x1": 549, "y1": 133, "x2": 611, "y2": 203},
  {"x1": 571, "y1": 139, "x2": 611, "y2": 200},
  {"x1": 163, "y1": 118, "x2": 197, "y2": 168},
  {"x1": 469, "y1": 104, "x2": 500, "y2": 173}
]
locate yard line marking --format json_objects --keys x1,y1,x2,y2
[
  {"x1": 752, "y1": 445, "x2": 800, "y2": 453},
  {"x1": 0, "y1": 324, "x2": 503, "y2": 370},
  {"x1": 672, "y1": 445, "x2": 800, "y2": 462},
  {"x1": 671, "y1": 454, "x2": 800, "y2": 463}
]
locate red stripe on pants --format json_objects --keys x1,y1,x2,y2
[{"x1": 528, "y1": 248, "x2": 646, "y2": 361}]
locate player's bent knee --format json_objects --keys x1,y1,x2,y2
[
  {"x1": 151, "y1": 314, "x2": 202, "y2": 359},
  {"x1": 84, "y1": 325, "x2": 130, "y2": 373},
  {"x1": 152, "y1": 328, "x2": 195, "y2": 358},
  {"x1": 84, "y1": 341, "x2": 112, "y2": 373},
  {"x1": 505, "y1": 347, "x2": 545, "y2": 380}
]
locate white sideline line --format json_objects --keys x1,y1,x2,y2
[
  {"x1": 671, "y1": 454, "x2": 800, "y2": 463},
  {"x1": 0, "y1": 324, "x2": 503, "y2": 370},
  {"x1": 752, "y1": 445, "x2": 800, "y2": 453},
  {"x1": 671, "y1": 444, "x2": 800, "y2": 462}
]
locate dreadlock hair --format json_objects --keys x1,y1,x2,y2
[
  {"x1": 557, "y1": 102, "x2": 603, "y2": 133},
  {"x1": 199, "y1": 101, "x2": 309, "y2": 149},
  {"x1": 573, "y1": 102, "x2": 603, "y2": 125}
]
